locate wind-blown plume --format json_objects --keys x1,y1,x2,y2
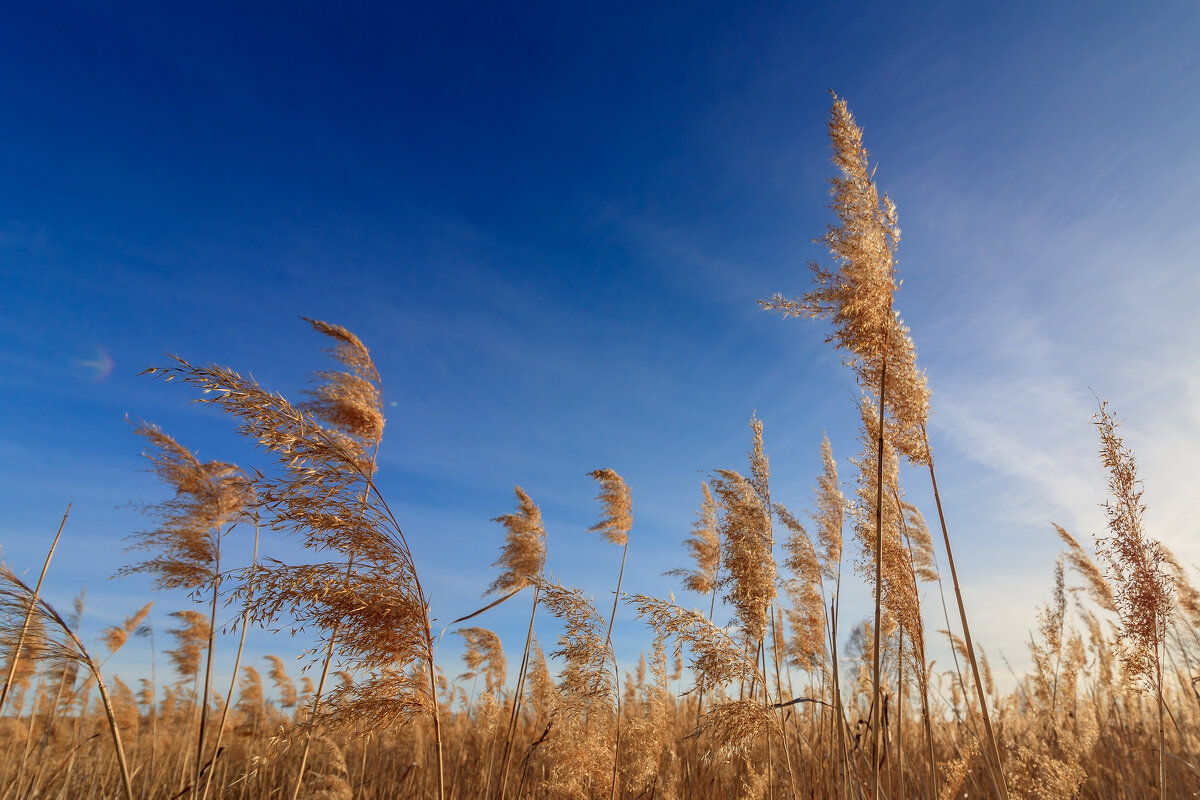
[
  {"x1": 1091, "y1": 401, "x2": 1172, "y2": 688},
  {"x1": 588, "y1": 469, "x2": 632, "y2": 546},
  {"x1": 100, "y1": 602, "x2": 154, "y2": 658},
  {"x1": 667, "y1": 482, "x2": 721, "y2": 597},
  {"x1": 165, "y1": 610, "x2": 209, "y2": 683},
  {"x1": 299, "y1": 317, "x2": 385, "y2": 448},
  {"x1": 488, "y1": 487, "x2": 547, "y2": 596},
  {"x1": 121, "y1": 423, "x2": 250, "y2": 590},
  {"x1": 1052, "y1": 524, "x2": 1116, "y2": 613},
  {"x1": 775, "y1": 504, "x2": 826, "y2": 672},
  {"x1": 811, "y1": 434, "x2": 846, "y2": 580},
  {"x1": 145, "y1": 320, "x2": 442, "y2": 761},
  {"x1": 709, "y1": 469, "x2": 776, "y2": 645},
  {"x1": 457, "y1": 627, "x2": 506, "y2": 696},
  {"x1": 759, "y1": 95, "x2": 929, "y2": 465},
  {"x1": 1092, "y1": 399, "x2": 1172, "y2": 798}
]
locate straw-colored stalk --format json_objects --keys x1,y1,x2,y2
[
  {"x1": 200, "y1": 518, "x2": 260, "y2": 800},
  {"x1": 0, "y1": 568, "x2": 134, "y2": 800},
  {"x1": 0, "y1": 504, "x2": 68, "y2": 717}
]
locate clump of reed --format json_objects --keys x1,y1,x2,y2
[{"x1": 2, "y1": 94, "x2": 1198, "y2": 800}]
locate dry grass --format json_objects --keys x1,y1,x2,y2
[{"x1": 1, "y1": 95, "x2": 1196, "y2": 800}]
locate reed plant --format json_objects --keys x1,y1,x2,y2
[{"x1": 2, "y1": 95, "x2": 1198, "y2": 800}]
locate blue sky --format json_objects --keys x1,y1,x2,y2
[{"x1": 3, "y1": 1, "x2": 1199, "y2": 697}]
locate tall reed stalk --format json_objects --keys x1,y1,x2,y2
[
  {"x1": 0, "y1": 505, "x2": 68, "y2": 717},
  {"x1": 922, "y1": 426, "x2": 1008, "y2": 799}
]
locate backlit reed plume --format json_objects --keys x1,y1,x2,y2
[
  {"x1": 1052, "y1": 524, "x2": 1116, "y2": 613},
  {"x1": 266, "y1": 654, "x2": 298, "y2": 713},
  {"x1": 620, "y1": 634, "x2": 678, "y2": 797},
  {"x1": 457, "y1": 628, "x2": 506, "y2": 697},
  {"x1": 0, "y1": 567, "x2": 134, "y2": 800},
  {"x1": 741, "y1": 413, "x2": 795, "y2": 791},
  {"x1": 298, "y1": 317, "x2": 384, "y2": 447},
  {"x1": 808, "y1": 434, "x2": 851, "y2": 787},
  {"x1": 100, "y1": 602, "x2": 154, "y2": 659},
  {"x1": 166, "y1": 610, "x2": 210, "y2": 686},
  {"x1": 709, "y1": 470, "x2": 775, "y2": 647},
  {"x1": 1028, "y1": 558, "x2": 1067, "y2": 714},
  {"x1": 1160, "y1": 546, "x2": 1200, "y2": 630},
  {"x1": 758, "y1": 96, "x2": 929, "y2": 464},
  {"x1": 122, "y1": 422, "x2": 250, "y2": 798},
  {"x1": 1092, "y1": 400, "x2": 1173, "y2": 797},
  {"x1": 489, "y1": 487, "x2": 547, "y2": 597},
  {"x1": 775, "y1": 504, "x2": 826, "y2": 673},
  {"x1": 812, "y1": 435, "x2": 845, "y2": 579},
  {"x1": 146, "y1": 318, "x2": 446, "y2": 798},
  {"x1": 236, "y1": 666, "x2": 267, "y2": 733},
  {"x1": 588, "y1": 469, "x2": 632, "y2": 548},
  {"x1": 667, "y1": 482, "x2": 720, "y2": 602},
  {"x1": 122, "y1": 422, "x2": 250, "y2": 591},
  {"x1": 896, "y1": 499, "x2": 939, "y2": 796},
  {"x1": 629, "y1": 593, "x2": 780, "y2": 762}
]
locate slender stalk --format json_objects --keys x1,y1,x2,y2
[
  {"x1": 497, "y1": 583, "x2": 540, "y2": 800},
  {"x1": 0, "y1": 504, "x2": 69, "y2": 716},
  {"x1": 922, "y1": 426, "x2": 1009, "y2": 800},
  {"x1": 896, "y1": 627, "x2": 904, "y2": 799},
  {"x1": 193, "y1": 521, "x2": 222, "y2": 800},
  {"x1": 1158, "y1": 633, "x2": 1166, "y2": 799},
  {"x1": 768, "y1": 608, "x2": 800, "y2": 800},
  {"x1": 605, "y1": 539, "x2": 630, "y2": 800},
  {"x1": 200, "y1": 520, "x2": 260, "y2": 800},
  {"x1": 870, "y1": 346, "x2": 888, "y2": 800},
  {"x1": 828, "y1": 595, "x2": 848, "y2": 800}
]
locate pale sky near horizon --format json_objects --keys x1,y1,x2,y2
[{"x1": 2, "y1": 1, "x2": 1199, "y2": 701}]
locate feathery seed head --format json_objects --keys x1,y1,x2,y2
[
  {"x1": 300, "y1": 318, "x2": 384, "y2": 447},
  {"x1": 812, "y1": 434, "x2": 846, "y2": 579},
  {"x1": 1053, "y1": 523, "x2": 1116, "y2": 613},
  {"x1": 587, "y1": 468, "x2": 632, "y2": 546},
  {"x1": 759, "y1": 95, "x2": 930, "y2": 466},
  {"x1": 488, "y1": 486, "x2": 547, "y2": 595},
  {"x1": 666, "y1": 482, "x2": 721, "y2": 596},
  {"x1": 165, "y1": 610, "x2": 210, "y2": 681},
  {"x1": 1091, "y1": 400, "x2": 1173, "y2": 691},
  {"x1": 456, "y1": 627, "x2": 506, "y2": 695},
  {"x1": 100, "y1": 601, "x2": 154, "y2": 656},
  {"x1": 710, "y1": 469, "x2": 776, "y2": 645},
  {"x1": 123, "y1": 421, "x2": 251, "y2": 591}
]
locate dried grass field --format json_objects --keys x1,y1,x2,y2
[{"x1": 1, "y1": 97, "x2": 1193, "y2": 800}]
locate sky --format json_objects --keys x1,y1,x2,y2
[{"x1": 2, "y1": 1, "x2": 1199, "y2": 702}]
